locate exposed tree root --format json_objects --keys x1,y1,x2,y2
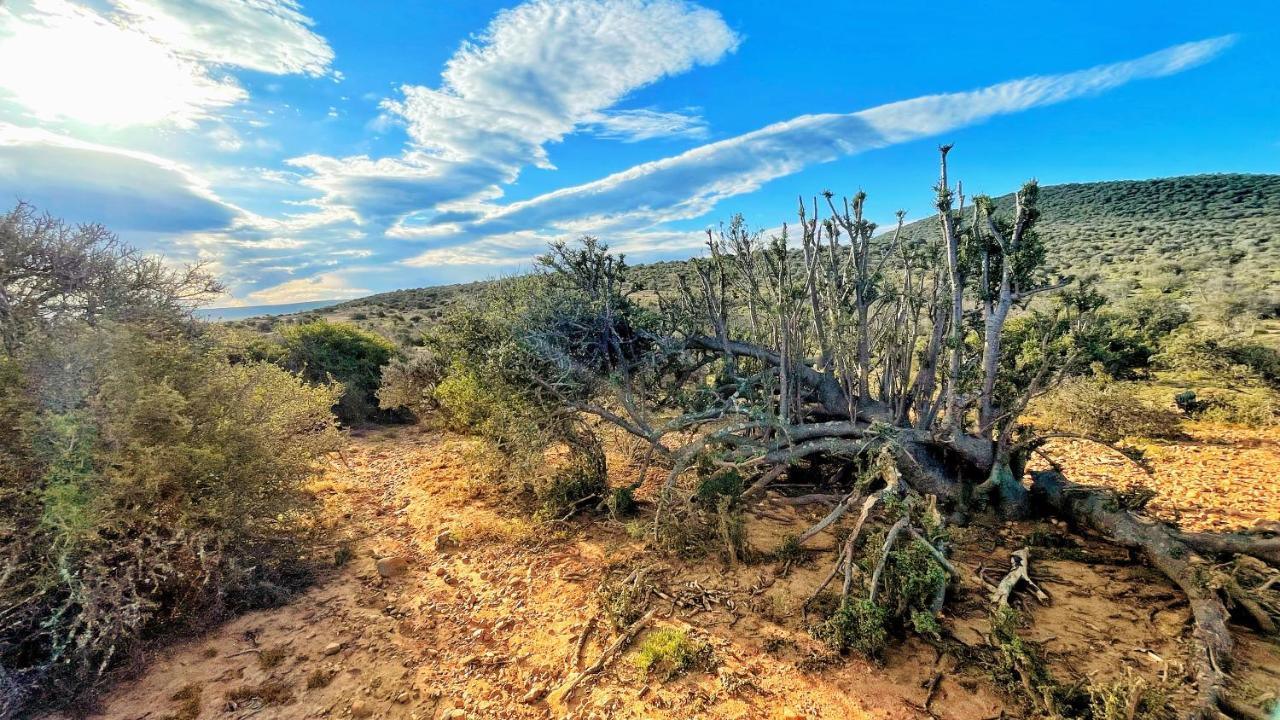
[
  {"x1": 546, "y1": 608, "x2": 657, "y2": 708},
  {"x1": 1029, "y1": 469, "x2": 1267, "y2": 720},
  {"x1": 990, "y1": 548, "x2": 1049, "y2": 608}
]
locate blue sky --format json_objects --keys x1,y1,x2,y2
[{"x1": 0, "y1": 0, "x2": 1274, "y2": 305}]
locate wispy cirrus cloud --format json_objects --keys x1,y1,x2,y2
[
  {"x1": 584, "y1": 107, "x2": 709, "y2": 142},
  {"x1": 397, "y1": 34, "x2": 1238, "y2": 268}
]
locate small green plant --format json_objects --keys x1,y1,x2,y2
[
  {"x1": 534, "y1": 448, "x2": 607, "y2": 521},
  {"x1": 986, "y1": 608, "x2": 1063, "y2": 714},
  {"x1": 225, "y1": 679, "x2": 294, "y2": 706},
  {"x1": 632, "y1": 627, "x2": 714, "y2": 680},
  {"x1": 714, "y1": 495, "x2": 748, "y2": 564},
  {"x1": 607, "y1": 485, "x2": 636, "y2": 517},
  {"x1": 812, "y1": 598, "x2": 889, "y2": 660},
  {"x1": 772, "y1": 534, "x2": 804, "y2": 564},
  {"x1": 695, "y1": 468, "x2": 742, "y2": 504},
  {"x1": 163, "y1": 683, "x2": 202, "y2": 720},
  {"x1": 334, "y1": 542, "x2": 354, "y2": 567},
  {"x1": 910, "y1": 609, "x2": 942, "y2": 641},
  {"x1": 597, "y1": 568, "x2": 652, "y2": 631},
  {"x1": 1088, "y1": 674, "x2": 1168, "y2": 720}
]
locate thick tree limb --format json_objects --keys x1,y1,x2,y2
[
  {"x1": 1175, "y1": 532, "x2": 1280, "y2": 566},
  {"x1": 547, "y1": 609, "x2": 656, "y2": 707},
  {"x1": 1031, "y1": 470, "x2": 1232, "y2": 720},
  {"x1": 868, "y1": 517, "x2": 910, "y2": 605}
]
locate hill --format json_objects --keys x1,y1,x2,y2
[
  {"x1": 897, "y1": 173, "x2": 1279, "y2": 312},
  {"x1": 223, "y1": 173, "x2": 1280, "y2": 343}
]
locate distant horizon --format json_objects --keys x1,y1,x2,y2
[
  {"x1": 201, "y1": 168, "x2": 1279, "y2": 311},
  {"x1": 3, "y1": 1, "x2": 1275, "y2": 305}
]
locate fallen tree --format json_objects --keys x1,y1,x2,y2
[{"x1": 400, "y1": 147, "x2": 1279, "y2": 719}]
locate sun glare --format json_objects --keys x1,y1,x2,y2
[{"x1": 0, "y1": 0, "x2": 244, "y2": 127}]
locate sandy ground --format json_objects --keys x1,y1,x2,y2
[{"x1": 47, "y1": 424, "x2": 1280, "y2": 720}]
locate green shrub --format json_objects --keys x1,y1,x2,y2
[
  {"x1": 376, "y1": 348, "x2": 441, "y2": 419},
  {"x1": 281, "y1": 320, "x2": 396, "y2": 423},
  {"x1": 1088, "y1": 676, "x2": 1168, "y2": 720},
  {"x1": 0, "y1": 324, "x2": 339, "y2": 713},
  {"x1": 1185, "y1": 388, "x2": 1278, "y2": 427},
  {"x1": 1038, "y1": 374, "x2": 1182, "y2": 441},
  {"x1": 607, "y1": 486, "x2": 637, "y2": 517},
  {"x1": 695, "y1": 469, "x2": 743, "y2": 504},
  {"x1": 632, "y1": 628, "x2": 714, "y2": 680},
  {"x1": 813, "y1": 598, "x2": 889, "y2": 659},
  {"x1": 535, "y1": 448, "x2": 608, "y2": 520}
]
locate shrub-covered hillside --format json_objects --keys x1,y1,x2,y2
[
  {"x1": 226, "y1": 173, "x2": 1280, "y2": 348},
  {"x1": 899, "y1": 173, "x2": 1279, "y2": 316}
]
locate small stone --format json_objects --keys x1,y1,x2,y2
[
  {"x1": 377, "y1": 556, "x2": 409, "y2": 578},
  {"x1": 322, "y1": 642, "x2": 343, "y2": 656},
  {"x1": 520, "y1": 685, "x2": 546, "y2": 704},
  {"x1": 350, "y1": 700, "x2": 374, "y2": 718},
  {"x1": 783, "y1": 709, "x2": 806, "y2": 720}
]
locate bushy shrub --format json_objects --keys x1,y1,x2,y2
[
  {"x1": 0, "y1": 324, "x2": 339, "y2": 714},
  {"x1": 534, "y1": 439, "x2": 608, "y2": 520},
  {"x1": 1038, "y1": 374, "x2": 1183, "y2": 441},
  {"x1": 1157, "y1": 329, "x2": 1280, "y2": 390},
  {"x1": 813, "y1": 598, "x2": 889, "y2": 659},
  {"x1": 280, "y1": 320, "x2": 397, "y2": 422},
  {"x1": 1175, "y1": 388, "x2": 1278, "y2": 427},
  {"x1": 632, "y1": 628, "x2": 714, "y2": 680},
  {"x1": 376, "y1": 348, "x2": 442, "y2": 419}
]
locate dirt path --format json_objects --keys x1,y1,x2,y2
[{"x1": 56, "y1": 426, "x2": 1280, "y2": 720}]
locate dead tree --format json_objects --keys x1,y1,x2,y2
[{"x1": 467, "y1": 150, "x2": 1279, "y2": 719}]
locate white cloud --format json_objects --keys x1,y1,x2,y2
[
  {"x1": 113, "y1": 0, "x2": 333, "y2": 77},
  {"x1": 383, "y1": 0, "x2": 738, "y2": 164},
  {"x1": 246, "y1": 272, "x2": 370, "y2": 304},
  {"x1": 0, "y1": 123, "x2": 241, "y2": 232},
  {"x1": 0, "y1": 0, "x2": 333, "y2": 128},
  {"x1": 399, "y1": 35, "x2": 1238, "y2": 261},
  {"x1": 293, "y1": 0, "x2": 739, "y2": 225},
  {"x1": 585, "y1": 108, "x2": 708, "y2": 142}
]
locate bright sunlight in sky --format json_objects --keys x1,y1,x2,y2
[{"x1": 0, "y1": 0, "x2": 1274, "y2": 306}]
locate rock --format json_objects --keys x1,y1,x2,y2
[
  {"x1": 519, "y1": 685, "x2": 546, "y2": 704},
  {"x1": 322, "y1": 642, "x2": 343, "y2": 656},
  {"x1": 443, "y1": 709, "x2": 467, "y2": 720},
  {"x1": 377, "y1": 556, "x2": 409, "y2": 578},
  {"x1": 433, "y1": 530, "x2": 456, "y2": 552},
  {"x1": 350, "y1": 700, "x2": 374, "y2": 718},
  {"x1": 782, "y1": 709, "x2": 806, "y2": 720}
]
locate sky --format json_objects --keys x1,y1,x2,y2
[{"x1": 0, "y1": 1, "x2": 1275, "y2": 306}]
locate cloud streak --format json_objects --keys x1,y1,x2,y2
[
  {"x1": 399, "y1": 35, "x2": 1237, "y2": 267},
  {"x1": 0, "y1": 123, "x2": 241, "y2": 232}
]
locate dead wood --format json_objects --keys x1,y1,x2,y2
[
  {"x1": 1031, "y1": 470, "x2": 1237, "y2": 720},
  {"x1": 990, "y1": 548, "x2": 1049, "y2": 608},
  {"x1": 547, "y1": 608, "x2": 657, "y2": 707}
]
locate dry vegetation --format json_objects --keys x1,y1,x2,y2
[{"x1": 7, "y1": 163, "x2": 1280, "y2": 720}]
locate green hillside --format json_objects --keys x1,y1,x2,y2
[
  {"x1": 898, "y1": 173, "x2": 1279, "y2": 313},
  {"x1": 226, "y1": 173, "x2": 1280, "y2": 343}
]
